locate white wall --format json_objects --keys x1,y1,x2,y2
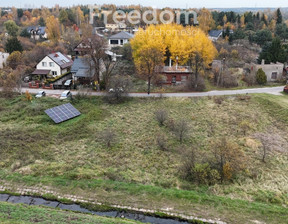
[
  {"x1": 0, "y1": 52, "x2": 9, "y2": 69},
  {"x1": 36, "y1": 56, "x2": 62, "y2": 77}
]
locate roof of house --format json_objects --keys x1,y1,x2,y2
[
  {"x1": 208, "y1": 30, "x2": 223, "y2": 38},
  {"x1": 31, "y1": 69, "x2": 51, "y2": 75},
  {"x1": 71, "y1": 57, "x2": 90, "y2": 72},
  {"x1": 47, "y1": 52, "x2": 73, "y2": 69},
  {"x1": 71, "y1": 57, "x2": 94, "y2": 78},
  {"x1": 108, "y1": 31, "x2": 134, "y2": 40},
  {"x1": 36, "y1": 27, "x2": 46, "y2": 35}
]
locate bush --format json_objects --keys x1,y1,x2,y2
[
  {"x1": 155, "y1": 109, "x2": 168, "y2": 126},
  {"x1": 256, "y1": 68, "x2": 267, "y2": 85},
  {"x1": 156, "y1": 134, "x2": 168, "y2": 151},
  {"x1": 185, "y1": 75, "x2": 206, "y2": 92},
  {"x1": 173, "y1": 119, "x2": 189, "y2": 143},
  {"x1": 243, "y1": 73, "x2": 256, "y2": 86},
  {"x1": 100, "y1": 129, "x2": 117, "y2": 148},
  {"x1": 104, "y1": 75, "x2": 132, "y2": 104},
  {"x1": 213, "y1": 96, "x2": 225, "y2": 105},
  {"x1": 222, "y1": 71, "x2": 238, "y2": 88}
]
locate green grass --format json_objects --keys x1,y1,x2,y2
[
  {"x1": 1, "y1": 93, "x2": 288, "y2": 223},
  {"x1": 0, "y1": 201, "x2": 140, "y2": 224}
]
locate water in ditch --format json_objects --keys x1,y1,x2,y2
[{"x1": 0, "y1": 194, "x2": 202, "y2": 224}]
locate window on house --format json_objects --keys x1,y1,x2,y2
[
  {"x1": 120, "y1": 39, "x2": 124, "y2": 45},
  {"x1": 172, "y1": 76, "x2": 176, "y2": 83},
  {"x1": 52, "y1": 71, "x2": 57, "y2": 76},
  {"x1": 49, "y1": 62, "x2": 54, "y2": 67},
  {"x1": 42, "y1": 62, "x2": 47, "y2": 67},
  {"x1": 181, "y1": 76, "x2": 187, "y2": 82},
  {"x1": 110, "y1": 40, "x2": 119, "y2": 45},
  {"x1": 271, "y1": 72, "x2": 277, "y2": 79}
]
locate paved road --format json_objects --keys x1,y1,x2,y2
[{"x1": 2, "y1": 86, "x2": 285, "y2": 98}]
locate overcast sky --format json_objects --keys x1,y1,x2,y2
[{"x1": 1, "y1": 0, "x2": 288, "y2": 9}]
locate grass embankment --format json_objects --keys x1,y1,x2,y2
[
  {"x1": 0, "y1": 201, "x2": 139, "y2": 224},
  {"x1": 0, "y1": 93, "x2": 288, "y2": 223}
]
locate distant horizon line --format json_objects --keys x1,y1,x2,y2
[{"x1": 0, "y1": 5, "x2": 288, "y2": 9}]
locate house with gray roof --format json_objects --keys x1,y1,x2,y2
[
  {"x1": 71, "y1": 57, "x2": 95, "y2": 84},
  {"x1": 208, "y1": 30, "x2": 223, "y2": 42},
  {"x1": 27, "y1": 26, "x2": 47, "y2": 40},
  {"x1": 108, "y1": 31, "x2": 134, "y2": 47}
]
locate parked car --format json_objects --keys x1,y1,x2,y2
[
  {"x1": 35, "y1": 91, "x2": 46, "y2": 98},
  {"x1": 64, "y1": 79, "x2": 73, "y2": 88},
  {"x1": 60, "y1": 90, "x2": 72, "y2": 100},
  {"x1": 108, "y1": 87, "x2": 124, "y2": 93},
  {"x1": 23, "y1": 76, "x2": 31, "y2": 83}
]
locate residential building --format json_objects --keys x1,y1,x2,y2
[
  {"x1": 32, "y1": 52, "x2": 73, "y2": 79},
  {"x1": 208, "y1": 30, "x2": 223, "y2": 42},
  {"x1": 208, "y1": 29, "x2": 233, "y2": 42},
  {"x1": 108, "y1": 31, "x2": 134, "y2": 47},
  {"x1": 245, "y1": 60, "x2": 284, "y2": 82},
  {"x1": 27, "y1": 26, "x2": 47, "y2": 40},
  {"x1": 156, "y1": 65, "x2": 191, "y2": 85},
  {"x1": 71, "y1": 57, "x2": 95, "y2": 84},
  {"x1": 0, "y1": 52, "x2": 9, "y2": 69}
]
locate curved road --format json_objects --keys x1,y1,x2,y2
[{"x1": 3, "y1": 86, "x2": 285, "y2": 98}]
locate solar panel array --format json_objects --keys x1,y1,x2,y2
[{"x1": 45, "y1": 103, "x2": 81, "y2": 124}]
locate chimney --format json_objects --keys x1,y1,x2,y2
[{"x1": 261, "y1": 59, "x2": 265, "y2": 65}]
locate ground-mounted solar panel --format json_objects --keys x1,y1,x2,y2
[{"x1": 45, "y1": 103, "x2": 81, "y2": 124}]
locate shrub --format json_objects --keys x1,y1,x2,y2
[
  {"x1": 256, "y1": 68, "x2": 267, "y2": 85},
  {"x1": 104, "y1": 75, "x2": 132, "y2": 104},
  {"x1": 155, "y1": 109, "x2": 168, "y2": 126},
  {"x1": 100, "y1": 129, "x2": 117, "y2": 148},
  {"x1": 185, "y1": 75, "x2": 206, "y2": 92},
  {"x1": 243, "y1": 73, "x2": 256, "y2": 86},
  {"x1": 156, "y1": 134, "x2": 168, "y2": 151},
  {"x1": 213, "y1": 96, "x2": 225, "y2": 105},
  {"x1": 173, "y1": 119, "x2": 189, "y2": 143},
  {"x1": 222, "y1": 70, "x2": 238, "y2": 88}
]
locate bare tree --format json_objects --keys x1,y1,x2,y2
[
  {"x1": 86, "y1": 34, "x2": 108, "y2": 83},
  {"x1": 155, "y1": 109, "x2": 168, "y2": 126},
  {"x1": 156, "y1": 134, "x2": 168, "y2": 151},
  {"x1": 253, "y1": 132, "x2": 286, "y2": 163},
  {"x1": 101, "y1": 128, "x2": 117, "y2": 148},
  {"x1": 105, "y1": 75, "x2": 132, "y2": 104},
  {"x1": 173, "y1": 119, "x2": 189, "y2": 143}
]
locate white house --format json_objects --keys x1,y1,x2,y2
[
  {"x1": 32, "y1": 52, "x2": 73, "y2": 79},
  {"x1": 108, "y1": 31, "x2": 134, "y2": 47},
  {"x1": 0, "y1": 52, "x2": 9, "y2": 69}
]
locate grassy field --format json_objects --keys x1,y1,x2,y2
[
  {"x1": 0, "y1": 93, "x2": 288, "y2": 223},
  {"x1": 0, "y1": 201, "x2": 140, "y2": 224}
]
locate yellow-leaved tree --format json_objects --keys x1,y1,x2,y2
[
  {"x1": 198, "y1": 8, "x2": 215, "y2": 34},
  {"x1": 131, "y1": 23, "x2": 217, "y2": 92},
  {"x1": 46, "y1": 16, "x2": 60, "y2": 43}
]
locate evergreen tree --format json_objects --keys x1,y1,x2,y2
[
  {"x1": 20, "y1": 28, "x2": 31, "y2": 38},
  {"x1": 38, "y1": 17, "x2": 46, "y2": 26},
  {"x1": 275, "y1": 23, "x2": 288, "y2": 41},
  {"x1": 258, "y1": 38, "x2": 287, "y2": 64},
  {"x1": 276, "y1": 8, "x2": 283, "y2": 24},
  {"x1": 5, "y1": 37, "x2": 23, "y2": 54}
]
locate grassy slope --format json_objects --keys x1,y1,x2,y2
[
  {"x1": 0, "y1": 93, "x2": 288, "y2": 223},
  {"x1": 0, "y1": 201, "x2": 139, "y2": 224}
]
